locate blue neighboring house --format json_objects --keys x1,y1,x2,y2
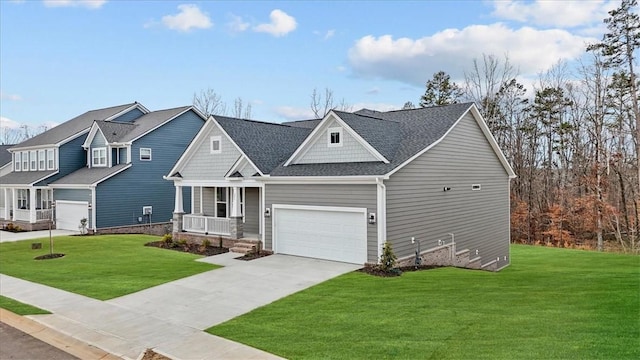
[{"x1": 0, "y1": 102, "x2": 205, "y2": 232}]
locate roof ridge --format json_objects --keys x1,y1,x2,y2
[
  {"x1": 380, "y1": 102, "x2": 473, "y2": 114},
  {"x1": 216, "y1": 115, "x2": 308, "y2": 129},
  {"x1": 334, "y1": 110, "x2": 400, "y2": 124}
]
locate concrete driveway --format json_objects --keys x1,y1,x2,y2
[
  {"x1": 107, "y1": 252, "x2": 361, "y2": 329},
  {"x1": 0, "y1": 229, "x2": 79, "y2": 243}
]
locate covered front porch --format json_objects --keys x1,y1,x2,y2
[
  {"x1": 172, "y1": 184, "x2": 262, "y2": 241},
  {"x1": 0, "y1": 187, "x2": 54, "y2": 230}
]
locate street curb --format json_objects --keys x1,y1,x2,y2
[{"x1": 0, "y1": 308, "x2": 122, "y2": 360}]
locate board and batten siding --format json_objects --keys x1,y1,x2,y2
[
  {"x1": 244, "y1": 187, "x2": 260, "y2": 234},
  {"x1": 180, "y1": 123, "x2": 241, "y2": 180},
  {"x1": 294, "y1": 117, "x2": 378, "y2": 164},
  {"x1": 385, "y1": 112, "x2": 511, "y2": 269},
  {"x1": 94, "y1": 111, "x2": 201, "y2": 228},
  {"x1": 265, "y1": 184, "x2": 378, "y2": 262}
]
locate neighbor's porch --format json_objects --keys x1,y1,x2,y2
[
  {"x1": 172, "y1": 184, "x2": 262, "y2": 241},
  {"x1": 0, "y1": 187, "x2": 54, "y2": 230}
]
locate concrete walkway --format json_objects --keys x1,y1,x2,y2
[
  {"x1": 0, "y1": 252, "x2": 360, "y2": 359},
  {"x1": 0, "y1": 229, "x2": 79, "y2": 243}
]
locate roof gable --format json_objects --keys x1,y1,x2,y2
[{"x1": 284, "y1": 111, "x2": 389, "y2": 166}]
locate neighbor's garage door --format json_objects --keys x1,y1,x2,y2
[
  {"x1": 273, "y1": 205, "x2": 367, "y2": 264},
  {"x1": 56, "y1": 200, "x2": 88, "y2": 231}
]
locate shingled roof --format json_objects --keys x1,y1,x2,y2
[
  {"x1": 50, "y1": 164, "x2": 130, "y2": 186},
  {"x1": 215, "y1": 116, "x2": 312, "y2": 174},
  {"x1": 11, "y1": 102, "x2": 139, "y2": 150},
  {"x1": 0, "y1": 145, "x2": 13, "y2": 168}
]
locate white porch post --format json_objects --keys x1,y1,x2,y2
[
  {"x1": 11, "y1": 188, "x2": 16, "y2": 221},
  {"x1": 2, "y1": 188, "x2": 8, "y2": 220},
  {"x1": 230, "y1": 186, "x2": 241, "y2": 217},
  {"x1": 174, "y1": 185, "x2": 184, "y2": 213},
  {"x1": 29, "y1": 188, "x2": 36, "y2": 223}
]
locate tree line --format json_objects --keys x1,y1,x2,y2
[{"x1": 415, "y1": 0, "x2": 639, "y2": 252}]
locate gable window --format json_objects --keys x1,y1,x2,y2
[
  {"x1": 210, "y1": 136, "x2": 222, "y2": 154},
  {"x1": 140, "y1": 148, "x2": 152, "y2": 161},
  {"x1": 14, "y1": 153, "x2": 20, "y2": 171},
  {"x1": 38, "y1": 150, "x2": 46, "y2": 170},
  {"x1": 47, "y1": 149, "x2": 55, "y2": 170},
  {"x1": 328, "y1": 127, "x2": 343, "y2": 147},
  {"x1": 21, "y1": 152, "x2": 28, "y2": 171},
  {"x1": 92, "y1": 147, "x2": 107, "y2": 167},
  {"x1": 30, "y1": 150, "x2": 37, "y2": 171}
]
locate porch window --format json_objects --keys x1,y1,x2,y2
[
  {"x1": 17, "y1": 189, "x2": 28, "y2": 209},
  {"x1": 38, "y1": 150, "x2": 46, "y2": 170},
  {"x1": 30, "y1": 150, "x2": 37, "y2": 170},
  {"x1": 47, "y1": 149, "x2": 55, "y2": 170},
  {"x1": 216, "y1": 187, "x2": 227, "y2": 218},
  {"x1": 38, "y1": 189, "x2": 52, "y2": 209},
  {"x1": 92, "y1": 147, "x2": 107, "y2": 167},
  {"x1": 21, "y1": 152, "x2": 28, "y2": 171},
  {"x1": 14, "y1": 153, "x2": 20, "y2": 171}
]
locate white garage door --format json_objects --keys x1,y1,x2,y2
[
  {"x1": 56, "y1": 200, "x2": 88, "y2": 231},
  {"x1": 273, "y1": 205, "x2": 367, "y2": 264}
]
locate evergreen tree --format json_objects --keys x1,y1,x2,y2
[{"x1": 419, "y1": 71, "x2": 463, "y2": 107}]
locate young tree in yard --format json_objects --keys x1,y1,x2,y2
[
  {"x1": 587, "y1": 0, "x2": 640, "y2": 190},
  {"x1": 419, "y1": 71, "x2": 464, "y2": 107}
]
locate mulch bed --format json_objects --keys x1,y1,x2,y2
[
  {"x1": 359, "y1": 264, "x2": 443, "y2": 277},
  {"x1": 34, "y1": 253, "x2": 65, "y2": 260},
  {"x1": 144, "y1": 241, "x2": 229, "y2": 256},
  {"x1": 140, "y1": 349, "x2": 172, "y2": 360},
  {"x1": 235, "y1": 251, "x2": 272, "y2": 261}
]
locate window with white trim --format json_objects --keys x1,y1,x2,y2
[
  {"x1": 140, "y1": 148, "x2": 152, "y2": 161},
  {"x1": 92, "y1": 147, "x2": 107, "y2": 167},
  {"x1": 38, "y1": 150, "x2": 45, "y2": 170},
  {"x1": 21, "y1": 152, "x2": 28, "y2": 171},
  {"x1": 328, "y1": 127, "x2": 343, "y2": 147},
  {"x1": 14, "y1": 153, "x2": 20, "y2": 171},
  {"x1": 47, "y1": 149, "x2": 55, "y2": 170},
  {"x1": 216, "y1": 187, "x2": 227, "y2": 218},
  {"x1": 210, "y1": 136, "x2": 221, "y2": 154},
  {"x1": 17, "y1": 189, "x2": 28, "y2": 209},
  {"x1": 29, "y1": 150, "x2": 37, "y2": 171}
]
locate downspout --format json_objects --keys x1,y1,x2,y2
[
  {"x1": 376, "y1": 177, "x2": 386, "y2": 262},
  {"x1": 90, "y1": 185, "x2": 97, "y2": 232}
]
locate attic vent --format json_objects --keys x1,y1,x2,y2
[{"x1": 472, "y1": 184, "x2": 481, "y2": 191}]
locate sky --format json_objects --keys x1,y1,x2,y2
[{"x1": 0, "y1": 0, "x2": 620, "y2": 131}]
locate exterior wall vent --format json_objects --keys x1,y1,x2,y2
[{"x1": 472, "y1": 184, "x2": 481, "y2": 191}]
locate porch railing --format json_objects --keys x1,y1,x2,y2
[
  {"x1": 12, "y1": 208, "x2": 53, "y2": 222},
  {"x1": 183, "y1": 214, "x2": 230, "y2": 235}
]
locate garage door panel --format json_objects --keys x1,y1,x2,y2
[
  {"x1": 56, "y1": 201, "x2": 88, "y2": 231},
  {"x1": 273, "y1": 206, "x2": 367, "y2": 264}
]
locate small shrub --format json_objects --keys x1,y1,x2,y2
[
  {"x1": 5, "y1": 223, "x2": 14, "y2": 231},
  {"x1": 13, "y1": 225, "x2": 22, "y2": 232},
  {"x1": 202, "y1": 239, "x2": 211, "y2": 248},
  {"x1": 162, "y1": 233, "x2": 173, "y2": 244},
  {"x1": 379, "y1": 241, "x2": 397, "y2": 271}
]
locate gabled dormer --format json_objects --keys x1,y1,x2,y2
[
  {"x1": 284, "y1": 111, "x2": 390, "y2": 166},
  {"x1": 83, "y1": 120, "x2": 137, "y2": 168}
]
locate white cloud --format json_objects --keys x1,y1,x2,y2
[
  {"x1": 491, "y1": 0, "x2": 616, "y2": 28},
  {"x1": 323, "y1": 29, "x2": 335, "y2": 40},
  {"x1": 161, "y1": 4, "x2": 212, "y2": 32},
  {"x1": 43, "y1": 0, "x2": 107, "y2": 9},
  {"x1": 348, "y1": 23, "x2": 596, "y2": 86},
  {"x1": 274, "y1": 106, "x2": 316, "y2": 120},
  {"x1": 254, "y1": 9, "x2": 297, "y2": 37},
  {"x1": 0, "y1": 92, "x2": 22, "y2": 101},
  {"x1": 227, "y1": 14, "x2": 250, "y2": 33},
  {"x1": 0, "y1": 116, "x2": 20, "y2": 129}
]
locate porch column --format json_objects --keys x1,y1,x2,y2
[
  {"x1": 172, "y1": 185, "x2": 184, "y2": 234},
  {"x1": 229, "y1": 186, "x2": 243, "y2": 239},
  {"x1": 2, "y1": 188, "x2": 8, "y2": 220},
  {"x1": 29, "y1": 189, "x2": 36, "y2": 223},
  {"x1": 11, "y1": 188, "x2": 16, "y2": 221}
]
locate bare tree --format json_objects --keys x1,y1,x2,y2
[
  {"x1": 310, "y1": 87, "x2": 351, "y2": 118},
  {"x1": 192, "y1": 88, "x2": 227, "y2": 117},
  {"x1": 233, "y1": 97, "x2": 252, "y2": 119}
]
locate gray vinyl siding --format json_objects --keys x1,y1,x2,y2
[
  {"x1": 180, "y1": 125, "x2": 241, "y2": 180},
  {"x1": 294, "y1": 117, "x2": 378, "y2": 164},
  {"x1": 239, "y1": 161, "x2": 258, "y2": 177},
  {"x1": 244, "y1": 187, "x2": 259, "y2": 234},
  {"x1": 202, "y1": 187, "x2": 215, "y2": 215},
  {"x1": 91, "y1": 133, "x2": 107, "y2": 148},
  {"x1": 112, "y1": 108, "x2": 145, "y2": 123},
  {"x1": 94, "y1": 110, "x2": 203, "y2": 228},
  {"x1": 265, "y1": 184, "x2": 378, "y2": 263},
  {"x1": 385, "y1": 112, "x2": 510, "y2": 268}
]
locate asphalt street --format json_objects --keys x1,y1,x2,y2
[{"x1": 0, "y1": 321, "x2": 78, "y2": 360}]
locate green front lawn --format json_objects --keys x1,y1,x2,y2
[
  {"x1": 0, "y1": 295, "x2": 50, "y2": 315},
  {"x1": 0, "y1": 235, "x2": 217, "y2": 300},
  {"x1": 209, "y1": 245, "x2": 640, "y2": 359}
]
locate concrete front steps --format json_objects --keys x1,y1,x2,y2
[
  {"x1": 396, "y1": 243, "x2": 498, "y2": 271},
  {"x1": 230, "y1": 242, "x2": 256, "y2": 254}
]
